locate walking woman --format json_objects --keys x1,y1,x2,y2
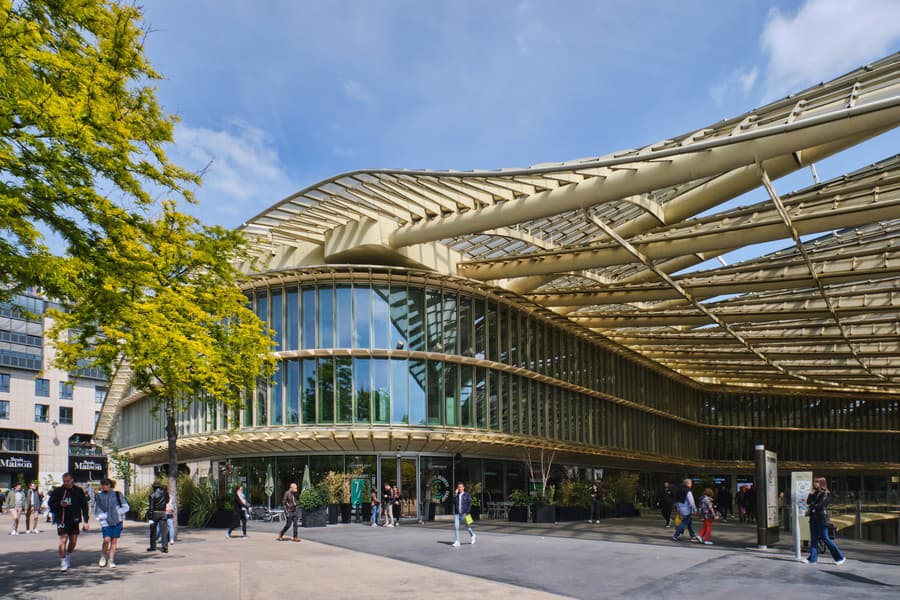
[
  {"x1": 802, "y1": 477, "x2": 846, "y2": 565},
  {"x1": 392, "y1": 484, "x2": 402, "y2": 524},
  {"x1": 227, "y1": 484, "x2": 250, "y2": 539},
  {"x1": 382, "y1": 483, "x2": 395, "y2": 527},
  {"x1": 697, "y1": 487, "x2": 716, "y2": 545},
  {"x1": 589, "y1": 483, "x2": 601, "y2": 523}
]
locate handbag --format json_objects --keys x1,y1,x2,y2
[
  {"x1": 674, "y1": 513, "x2": 682, "y2": 527},
  {"x1": 464, "y1": 514, "x2": 474, "y2": 526}
]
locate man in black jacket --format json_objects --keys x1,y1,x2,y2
[
  {"x1": 452, "y1": 482, "x2": 476, "y2": 547},
  {"x1": 146, "y1": 483, "x2": 170, "y2": 553},
  {"x1": 716, "y1": 485, "x2": 733, "y2": 521},
  {"x1": 49, "y1": 473, "x2": 90, "y2": 572},
  {"x1": 277, "y1": 483, "x2": 300, "y2": 542},
  {"x1": 656, "y1": 482, "x2": 675, "y2": 528}
]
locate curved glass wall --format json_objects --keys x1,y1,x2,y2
[{"x1": 111, "y1": 271, "x2": 900, "y2": 466}]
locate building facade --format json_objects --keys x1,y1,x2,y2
[
  {"x1": 0, "y1": 290, "x2": 108, "y2": 490},
  {"x1": 100, "y1": 55, "x2": 900, "y2": 516}
]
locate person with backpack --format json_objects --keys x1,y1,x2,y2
[
  {"x1": 94, "y1": 478, "x2": 129, "y2": 568},
  {"x1": 146, "y1": 483, "x2": 170, "y2": 552},
  {"x1": 672, "y1": 478, "x2": 700, "y2": 543}
]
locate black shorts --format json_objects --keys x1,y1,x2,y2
[{"x1": 57, "y1": 521, "x2": 80, "y2": 537}]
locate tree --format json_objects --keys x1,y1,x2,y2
[
  {"x1": 110, "y1": 449, "x2": 136, "y2": 496},
  {"x1": 0, "y1": 0, "x2": 197, "y2": 300},
  {"x1": 51, "y1": 202, "x2": 275, "y2": 538}
]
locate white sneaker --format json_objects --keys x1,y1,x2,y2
[
  {"x1": 799, "y1": 557, "x2": 810, "y2": 564},
  {"x1": 11, "y1": 530, "x2": 17, "y2": 536},
  {"x1": 452, "y1": 541, "x2": 461, "y2": 547},
  {"x1": 60, "y1": 558, "x2": 68, "y2": 572},
  {"x1": 108, "y1": 561, "x2": 117, "y2": 569},
  {"x1": 471, "y1": 534, "x2": 477, "y2": 545},
  {"x1": 835, "y1": 558, "x2": 846, "y2": 566},
  {"x1": 99, "y1": 555, "x2": 107, "y2": 567},
  {"x1": 33, "y1": 529, "x2": 40, "y2": 533},
  {"x1": 703, "y1": 540, "x2": 714, "y2": 545}
]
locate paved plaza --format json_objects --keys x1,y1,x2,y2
[{"x1": 0, "y1": 513, "x2": 898, "y2": 599}]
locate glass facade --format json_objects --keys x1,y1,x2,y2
[{"x1": 113, "y1": 271, "x2": 900, "y2": 468}]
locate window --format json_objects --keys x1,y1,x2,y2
[
  {"x1": 34, "y1": 404, "x2": 49, "y2": 422},
  {"x1": 94, "y1": 386, "x2": 108, "y2": 404},
  {"x1": 0, "y1": 373, "x2": 9, "y2": 393},
  {"x1": 94, "y1": 411, "x2": 100, "y2": 425},
  {"x1": 0, "y1": 400, "x2": 8, "y2": 419},
  {"x1": 35, "y1": 378, "x2": 50, "y2": 397},
  {"x1": 59, "y1": 381, "x2": 74, "y2": 400},
  {"x1": 59, "y1": 406, "x2": 73, "y2": 425}
]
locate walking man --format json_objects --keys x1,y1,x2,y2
[
  {"x1": 49, "y1": 472, "x2": 90, "y2": 571},
  {"x1": 370, "y1": 485, "x2": 380, "y2": 526},
  {"x1": 656, "y1": 481, "x2": 675, "y2": 528},
  {"x1": 4, "y1": 483, "x2": 24, "y2": 535},
  {"x1": 94, "y1": 478, "x2": 129, "y2": 568},
  {"x1": 452, "y1": 482, "x2": 476, "y2": 547},
  {"x1": 672, "y1": 478, "x2": 700, "y2": 543},
  {"x1": 277, "y1": 483, "x2": 301, "y2": 542},
  {"x1": 146, "y1": 483, "x2": 170, "y2": 553},
  {"x1": 25, "y1": 482, "x2": 42, "y2": 533}
]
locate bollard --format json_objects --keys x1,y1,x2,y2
[{"x1": 855, "y1": 497, "x2": 863, "y2": 540}]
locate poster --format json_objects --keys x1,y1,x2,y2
[
  {"x1": 765, "y1": 450, "x2": 778, "y2": 528},
  {"x1": 791, "y1": 471, "x2": 813, "y2": 542}
]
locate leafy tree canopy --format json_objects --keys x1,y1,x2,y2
[{"x1": 0, "y1": 0, "x2": 197, "y2": 299}]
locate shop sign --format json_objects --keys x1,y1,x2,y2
[
  {"x1": 0, "y1": 453, "x2": 36, "y2": 472},
  {"x1": 68, "y1": 456, "x2": 108, "y2": 478},
  {"x1": 431, "y1": 474, "x2": 450, "y2": 502}
]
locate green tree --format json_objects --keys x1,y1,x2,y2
[
  {"x1": 0, "y1": 0, "x2": 197, "y2": 300},
  {"x1": 51, "y1": 203, "x2": 275, "y2": 536}
]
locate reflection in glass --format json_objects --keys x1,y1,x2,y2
[
  {"x1": 459, "y1": 296, "x2": 472, "y2": 356},
  {"x1": 336, "y1": 356, "x2": 353, "y2": 423},
  {"x1": 444, "y1": 362, "x2": 458, "y2": 426},
  {"x1": 354, "y1": 358, "x2": 371, "y2": 423},
  {"x1": 271, "y1": 290, "x2": 283, "y2": 351},
  {"x1": 389, "y1": 283, "x2": 407, "y2": 350},
  {"x1": 407, "y1": 286, "x2": 425, "y2": 351},
  {"x1": 475, "y1": 367, "x2": 487, "y2": 428},
  {"x1": 286, "y1": 287, "x2": 299, "y2": 351},
  {"x1": 373, "y1": 358, "x2": 390, "y2": 423},
  {"x1": 489, "y1": 370, "x2": 499, "y2": 430},
  {"x1": 336, "y1": 285, "x2": 352, "y2": 348},
  {"x1": 460, "y1": 364, "x2": 473, "y2": 427},
  {"x1": 354, "y1": 285, "x2": 372, "y2": 348},
  {"x1": 409, "y1": 359, "x2": 426, "y2": 425},
  {"x1": 286, "y1": 358, "x2": 299, "y2": 425},
  {"x1": 256, "y1": 376, "x2": 267, "y2": 426},
  {"x1": 318, "y1": 357, "x2": 334, "y2": 423},
  {"x1": 372, "y1": 285, "x2": 390, "y2": 349},
  {"x1": 301, "y1": 359, "x2": 316, "y2": 423},
  {"x1": 427, "y1": 361, "x2": 442, "y2": 425},
  {"x1": 441, "y1": 292, "x2": 457, "y2": 354},
  {"x1": 271, "y1": 361, "x2": 283, "y2": 425},
  {"x1": 317, "y1": 288, "x2": 334, "y2": 348},
  {"x1": 425, "y1": 289, "x2": 442, "y2": 351},
  {"x1": 391, "y1": 359, "x2": 408, "y2": 424}
]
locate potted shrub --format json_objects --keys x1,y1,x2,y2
[
  {"x1": 557, "y1": 480, "x2": 591, "y2": 522},
  {"x1": 533, "y1": 485, "x2": 557, "y2": 523},
  {"x1": 508, "y1": 490, "x2": 530, "y2": 523},
  {"x1": 323, "y1": 471, "x2": 343, "y2": 525},
  {"x1": 208, "y1": 493, "x2": 237, "y2": 528},
  {"x1": 188, "y1": 480, "x2": 217, "y2": 528},
  {"x1": 299, "y1": 486, "x2": 328, "y2": 527},
  {"x1": 604, "y1": 472, "x2": 640, "y2": 517},
  {"x1": 125, "y1": 485, "x2": 151, "y2": 522},
  {"x1": 470, "y1": 482, "x2": 482, "y2": 521}
]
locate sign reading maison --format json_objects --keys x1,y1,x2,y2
[
  {"x1": 0, "y1": 454, "x2": 35, "y2": 470},
  {"x1": 68, "y1": 456, "x2": 108, "y2": 480}
]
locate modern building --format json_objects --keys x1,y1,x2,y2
[
  {"x1": 0, "y1": 289, "x2": 109, "y2": 490},
  {"x1": 99, "y1": 55, "x2": 900, "y2": 516}
]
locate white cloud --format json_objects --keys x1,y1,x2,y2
[
  {"x1": 170, "y1": 121, "x2": 299, "y2": 223},
  {"x1": 709, "y1": 66, "x2": 759, "y2": 105},
  {"x1": 341, "y1": 78, "x2": 374, "y2": 105},
  {"x1": 760, "y1": 0, "x2": 900, "y2": 100}
]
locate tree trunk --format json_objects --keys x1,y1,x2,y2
[{"x1": 166, "y1": 406, "x2": 178, "y2": 542}]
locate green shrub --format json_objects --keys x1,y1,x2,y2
[
  {"x1": 509, "y1": 489, "x2": 533, "y2": 507},
  {"x1": 601, "y1": 472, "x2": 639, "y2": 507},
  {"x1": 126, "y1": 486, "x2": 151, "y2": 521},
  {"x1": 298, "y1": 485, "x2": 328, "y2": 511},
  {"x1": 322, "y1": 471, "x2": 345, "y2": 504},
  {"x1": 177, "y1": 473, "x2": 198, "y2": 513},
  {"x1": 188, "y1": 480, "x2": 217, "y2": 528},
  {"x1": 559, "y1": 480, "x2": 591, "y2": 508}
]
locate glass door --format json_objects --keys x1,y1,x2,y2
[{"x1": 398, "y1": 457, "x2": 419, "y2": 522}]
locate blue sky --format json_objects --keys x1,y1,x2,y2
[{"x1": 142, "y1": 0, "x2": 900, "y2": 252}]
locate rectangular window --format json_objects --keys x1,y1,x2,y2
[
  {"x1": 352, "y1": 285, "x2": 372, "y2": 349},
  {"x1": 34, "y1": 403, "x2": 49, "y2": 422},
  {"x1": 336, "y1": 356, "x2": 353, "y2": 423},
  {"x1": 388, "y1": 284, "x2": 407, "y2": 350},
  {"x1": 390, "y1": 359, "x2": 408, "y2": 424},
  {"x1": 317, "y1": 357, "x2": 334, "y2": 423},
  {"x1": 59, "y1": 406, "x2": 73, "y2": 425},
  {"x1": 94, "y1": 386, "x2": 108, "y2": 404},
  {"x1": 255, "y1": 376, "x2": 268, "y2": 426},
  {"x1": 35, "y1": 378, "x2": 50, "y2": 397},
  {"x1": 301, "y1": 286, "x2": 316, "y2": 349},
  {"x1": 354, "y1": 357, "x2": 371, "y2": 423},
  {"x1": 317, "y1": 287, "x2": 334, "y2": 348},
  {"x1": 372, "y1": 285, "x2": 391, "y2": 349},
  {"x1": 270, "y1": 289, "x2": 283, "y2": 351},
  {"x1": 459, "y1": 364, "x2": 473, "y2": 427},
  {"x1": 444, "y1": 362, "x2": 458, "y2": 426},
  {"x1": 286, "y1": 359, "x2": 299, "y2": 425},
  {"x1": 270, "y1": 361, "x2": 284, "y2": 426},
  {"x1": 0, "y1": 373, "x2": 9, "y2": 393},
  {"x1": 301, "y1": 359, "x2": 316, "y2": 424},
  {"x1": 409, "y1": 359, "x2": 426, "y2": 426},
  {"x1": 406, "y1": 286, "x2": 425, "y2": 351},
  {"x1": 59, "y1": 381, "x2": 74, "y2": 400},
  {"x1": 426, "y1": 360, "x2": 442, "y2": 425},
  {"x1": 372, "y1": 358, "x2": 390, "y2": 424},
  {"x1": 0, "y1": 400, "x2": 8, "y2": 419},
  {"x1": 336, "y1": 285, "x2": 352, "y2": 348},
  {"x1": 94, "y1": 411, "x2": 100, "y2": 425},
  {"x1": 286, "y1": 287, "x2": 299, "y2": 351}
]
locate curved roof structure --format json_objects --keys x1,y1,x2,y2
[{"x1": 240, "y1": 53, "x2": 900, "y2": 396}]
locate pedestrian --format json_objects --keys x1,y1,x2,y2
[
  {"x1": 672, "y1": 478, "x2": 700, "y2": 543},
  {"x1": 25, "y1": 482, "x2": 42, "y2": 533},
  {"x1": 715, "y1": 485, "x2": 732, "y2": 521},
  {"x1": 146, "y1": 482, "x2": 170, "y2": 553},
  {"x1": 43, "y1": 487, "x2": 53, "y2": 523},
  {"x1": 588, "y1": 483, "x2": 601, "y2": 523},
  {"x1": 382, "y1": 483, "x2": 395, "y2": 527},
  {"x1": 698, "y1": 487, "x2": 716, "y2": 545},
  {"x1": 48, "y1": 472, "x2": 91, "y2": 572},
  {"x1": 277, "y1": 483, "x2": 301, "y2": 542},
  {"x1": 227, "y1": 484, "x2": 249, "y2": 539},
  {"x1": 452, "y1": 482, "x2": 476, "y2": 547},
  {"x1": 4, "y1": 483, "x2": 24, "y2": 535},
  {"x1": 746, "y1": 484, "x2": 757, "y2": 525},
  {"x1": 370, "y1": 485, "x2": 380, "y2": 526},
  {"x1": 656, "y1": 481, "x2": 675, "y2": 528},
  {"x1": 802, "y1": 477, "x2": 846, "y2": 565},
  {"x1": 94, "y1": 478, "x2": 129, "y2": 568},
  {"x1": 392, "y1": 484, "x2": 402, "y2": 523},
  {"x1": 736, "y1": 486, "x2": 746, "y2": 522}
]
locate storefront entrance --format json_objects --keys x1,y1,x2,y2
[{"x1": 378, "y1": 456, "x2": 420, "y2": 522}]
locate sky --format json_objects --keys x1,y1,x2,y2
[{"x1": 140, "y1": 0, "x2": 900, "y2": 266}]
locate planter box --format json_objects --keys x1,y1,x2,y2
[
  {"x1": 427, "y1": 502, "x2": 437, "y2": 522},
  {"x1": 302, "y1": 507, "x2": 327, "y2": 528},
  {"x1": 208, "y1": 510, "x2": 237, "y2": 529},
  {"x1": 614, "y1": 502, "x2": 639, "y2": 518},
  {"x1": 360, "y1": 502, "x2": 371, "y2": 523},
  {"x1": 177, "y1": 509, "x2": 190, "y2": 527},
  {"x1": 470, "y1": 505, "x2": 481, "y2": 521},
  {"x1": 533, "y1": 504, "x2": 556, "y2": 523},
  {"x1": 557, "y1": 506, "x2": 590, "y2": 522},
  {"x1": 340, "y1": 503, "x2": 352, "y2": 524},
  {"x1": 508, "y1": 506, "x2": 529, "y2": 522},
  {"x1": 327, "y1": 504, "x2": 340, "y2": 525}
]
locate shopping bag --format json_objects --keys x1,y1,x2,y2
[
  {"x1": 464, "y1": 514, "x2": 474, "y2": 526},
  {"x1": 674, "y1": 513, "x2": 682, "y2": 527}
]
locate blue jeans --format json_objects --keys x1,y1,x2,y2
[
  {"x1": 370, "y1": 504, "x2": 379, "y2": 525},
  {"x1": 454, "y1": 514, "x2": 474, "y2": 543},
  {"x1": 674, "y1": 513, "x2": 695, "y2": 539},
  {"x1": 809, "y1": 521, "x2": 844, "y2": 563},
  {"x1": 157, "y1": 516, "x2": 174, "y2": 544}
]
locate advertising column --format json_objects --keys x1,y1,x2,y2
[
  {"x1": 791, "y1": 471, "x2": 813, "y2": 559},
  {"x1": 754, "y1": 445, "x2": 779, "y2": 548}
]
